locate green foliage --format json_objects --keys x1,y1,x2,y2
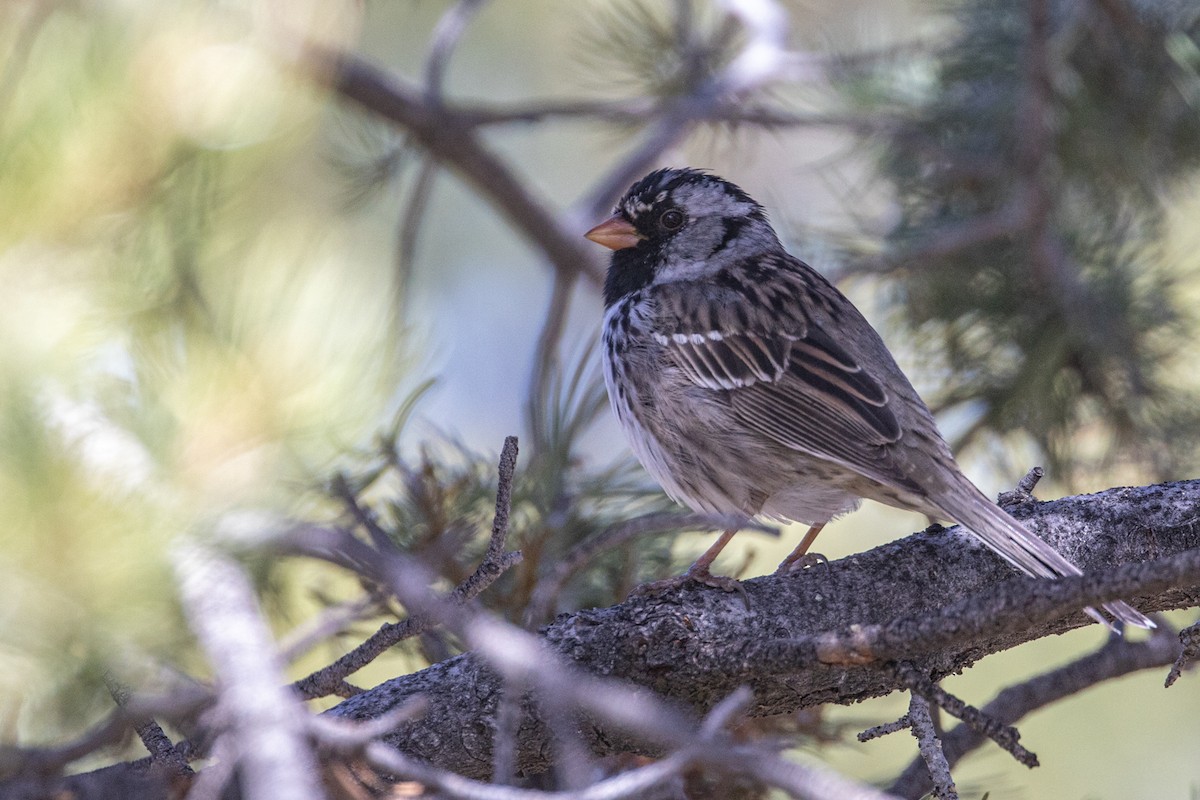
[
  {"x1": 858, "y1": 0, "x2": 1200, "y2": 479},
  {"x1": 0, "y1": 0, "x2": 398, "y2": 739}
]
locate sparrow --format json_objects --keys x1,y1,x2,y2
[{"x1": 585, "y1": 167, "x2": 1151, "y2": 630}]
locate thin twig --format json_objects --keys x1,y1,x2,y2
[
  {"x1": 394, "y1": 154, "x2": 438, "y2": 311},
  {"x1": 543, "y1": 689, "x2": 598, "y2": 791},
  {"x1": 362, "y1": 729, "x2": 899, "y2": 800},
  {"x1": 699, "y1": 686, "x2": 754, "y2": 739},
  {"x1": 1165, "y1": 618, "x2": 1200, "y2": 688},
  {"x1": 491, "y1": 677, "x2": 525, "y2": 787},
  {"x1": 858, "y1": 715, "x2": 911, "y2": 742},
  {"x1": 311, "y1": 696, "x2": 431, "y2": 750},
  {"x1": 278, "y1": 593, "x2": 383, "y2": 664},
  {"x1": 103, "y1": 675, "x2": 193, "y2": 778},
  {"x1": 424, "y1": 0, "x2": 490, "y2": 101},
  {"x1": 889, "y1": 622, "x2": 1180, "y2": 798},
  {"x1": 179, "y1": 734, "x2": 236, "y2": 800},
  {"x1": 893, "y1": 663, "x2": 1037, "y2": 768},
  {"x1": 364, "y1": 740, "x2": 689, "y2": 800},
  {"x1": 906, "y1": 693, "x2": 958, "y2": 800},
  {"x1": 331, "y1": 471, "x2": 395, "y2": 554}
]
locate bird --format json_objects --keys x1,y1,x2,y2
[{"x1": 585, "y1": 167, "x2": 1151, "y2": 630}]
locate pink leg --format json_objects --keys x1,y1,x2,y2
[
  {"x1": 632, "y1": 528, "x2": 747, "y2": 603},
  {"x1": 774, "y1": 522, "x2": 827, "y2": 574},
  {"x1": 686, "y1": 528, "x2": 739, "y2": 576}
]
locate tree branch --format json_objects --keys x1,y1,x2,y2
[
  {"x1": 905, "y1": 693, "x2": 957, "y2": 800},
  {"x1": 893, "y1": 664, "x2": 1036, "y2": 768},
  {"x1": 1165, "y1": 619, "x2": 1200, "y2": 688},
  {"x1": 174, "y1": 542, "x2": 324, "y2": 800},
  {"x1": 327, "y1": 478, "x2": 1200, "y2": 779},
  {"x1": 303, "y1": 47, "x2": 603, "y2": 287},
  {"x1": 888, "y1": 622, "x2": 1182, "y2": 798}
]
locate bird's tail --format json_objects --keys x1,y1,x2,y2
[{"x1": 938, "y1": 481, "x2": 1153, "y2": 631}]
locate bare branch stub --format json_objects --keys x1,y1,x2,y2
[
  {"x1": 998, "y1": 466, "x2": 1045, "y2": 507},
  {"x1": 1165, "y1": 618, "x2": 1200, "y2": 688},
  {"x1": 486, "y1": 437, "x2": 519, "y2": 564},
  {"x1": 858, "y1": 714, "x2": 911, "y2": 743},
  {"x1": 906, "y1": 693, "x2": 958, "y2": 800}
]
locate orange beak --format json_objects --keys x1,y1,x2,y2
[{"x1": 584, "y1": 215, "x2": 642, "y2": 251}]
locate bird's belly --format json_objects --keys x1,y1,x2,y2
[{"x1": 604, "y1": 345, "x2": 861, "y2": 524}]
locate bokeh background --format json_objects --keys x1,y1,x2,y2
[{"x1": 2, "y1": 0, "x2": 1199, "y2": 796}]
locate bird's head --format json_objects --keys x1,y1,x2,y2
[{"x1": 586, "y1": 168, "x2": 780, "y2": 307}]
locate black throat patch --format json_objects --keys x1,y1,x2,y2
[{"x1": 603, "y1": 246, "x2": 658, "y2": 308}]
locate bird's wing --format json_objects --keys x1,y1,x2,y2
[{"x1": 653, "y1": 263, "x2": 917, "y2": 492}]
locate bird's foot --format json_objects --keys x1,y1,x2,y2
[
  {"x1": 631, "y1": 567, "x2": 749, "y2": 609},
  {"x1": 774, "y1": 552, "x2": 828, "y2": 575}
]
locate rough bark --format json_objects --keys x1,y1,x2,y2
[{"x1": 328, "y1": 478, "x2": 1200, "y2": 780}]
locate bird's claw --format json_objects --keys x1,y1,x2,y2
[
  {"x1": 774, "y1": 552, "x2": 828, "y2": 575},
  {"x1": 631, "y1": 569, "x2": 750, "y2": 610}
]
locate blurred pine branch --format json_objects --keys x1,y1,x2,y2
[
  {"x1": 849, "y1": 0, "x2": 1200, "y2": 481},
  {"x1": 324, "y1": 354, "x2": 679, "y2": 651}
]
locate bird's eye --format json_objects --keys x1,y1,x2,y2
[{"x1": 659, "y1": 209, "x2": 686, "y2": 231}]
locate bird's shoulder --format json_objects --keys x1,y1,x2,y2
[
  {"x1": 641, "y1": 251, "x2": 912, "y2": 443},
  {"x1": 645, "y1": 251, "x2": 865, "y2": 344}
]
